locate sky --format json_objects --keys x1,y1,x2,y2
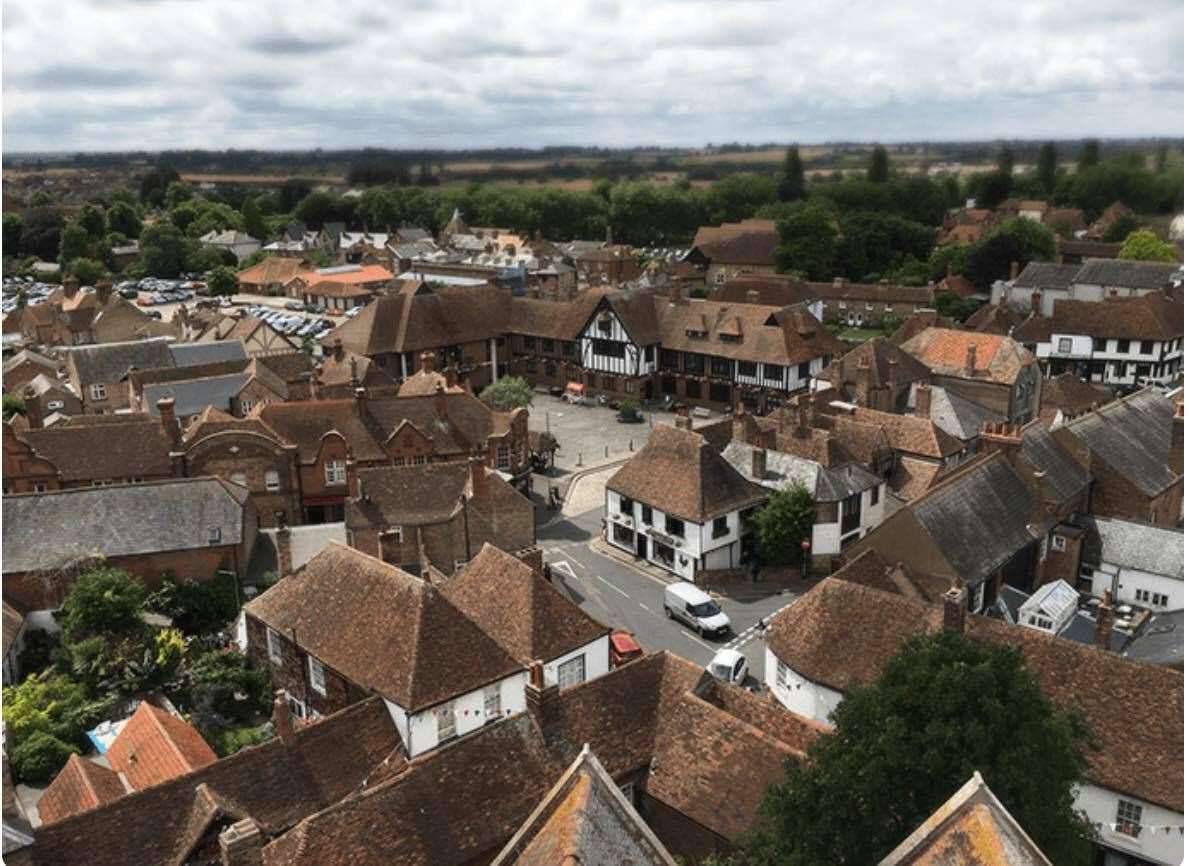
[{"x1": 2, "y1": 0, "x2": 1184, "y2": 152}]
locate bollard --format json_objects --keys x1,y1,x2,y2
[
  {"x1": 577, "y1": 452, "x2": 583, "y2": 466},
  {"x1": 604, "y1": 445, "x2": 608, "y2": 458},
  {"x1": 629, "y1": 438, "x2": 633, "y2": 451}
]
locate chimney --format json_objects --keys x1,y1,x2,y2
[
  {"x1": 469, "y1": 453, "x2": 486, "y2": 498},
  {"x1": 525, "y1": 660, "x2": 562, "y2": 741},
  {"x1": 434, "y1": 382, "x2": 448, "y2": 419},
  {"x1": 914, "y1": 383, "x2": 932, "y2": 418},
  {"x1": 674, "y1": 406, "x2": 692, "y2": 431},
  {"x1": 332, "y1": 338, "x2": 344, "y2": 362},
  {"x1": 219, "y1": 818, "x2": 264, "y2": 866},
  {"x1": 668, "y1": 283, "x2": 681, "y2": 304},
  {"x1": 1171, "y1": 401, "x2": 1184, "y2": 477},
  {"x1": 275, "y1": 522, "x2": 293, "y2": 578},
  {"x1": 1030, "y1": 291, "x2": 1041, "y2": 315},
  {"x1": 964, "y1": 343, "x2": 978, "y2": 377},
  {"x1": 751, "y1": 446, "x2": 766, "y2": 479},
  {"x1": 272, "y1": 690, "x2": 295, "y2": 746},
  {"x1": 832, "y1": 276, "x2": 844, "y2": 288},
  {"x1": 1029, "y1": 470, "x2": 1049, "y2": 529},
  {"x1": 157, "y1": 398, "x2": 181, "y2": 449},
  {"x1": 942, "y1": 581, "x2": 966, "y2": 633},
  {"x1": 1009, "y1": 261, "x2": 1019, "y2": 281},
  {"x1": 977, "y1": 421, "x2": 1023, "y2": 461},
  {"x1": 1095, "y1": 590, "x2": 1114, "y2": 651},
  {"x1": 354, "y1": 385, "x2": 367, "y2": 418},
  {"x1": 745, "y1": 289, "x2": 760, "y2": 305},
  {"x1": 732, "y1": 404, "x2": 757, "y2": 444},
  {"x1": 96, "y1": 280, "x2": 113, "y2": 305},
  {"x1": 63, "y1": 275, "x2": 80, "y2": 300},
  {"x1": 419, "y1": 351, "x2": 435, "y2": 374}
]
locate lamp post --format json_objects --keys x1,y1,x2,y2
[{"x1": 800, "y1": 539, "x2": 811, "y2": 578}]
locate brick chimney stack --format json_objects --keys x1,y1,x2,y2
[
  {"x1": 668, "y1": 283, "x2": 681, "y2": 304},
  {"x1": 420, "y1": 351, "x2": 435, "y2": 374},
  {"x1": 751, "y1": 445, "x2": 766, "y2": 479},
  {"x1": 219, "y1": 818, "x2": 264, "y2": 866},
  {"x1": 942, "y1": 581, "x2": 966, "y2": 633},
  {"x1": 977, "y1": 421, "x2": 1023, "y2": 461},
  {"x1": 157, "y1": 397, "x2": 181, "y2": 449},
  {"x1": 731, "y1": 404, "x2": 756, "y2": 445},
  {"x1": 434, "y1": 382, "x2": 448, "y2": 419},
  {"x1": 96, "y1": 280, "x2": 113, "y2": 305},
  {"x1": 914, "y1": 383, "x2": 932, "y2": 419},
  {"x1": 674, "y1": 405, "x2": 692, "y2": 431},
  {"x1": 525, "y1": 660, "x2": 561, "y2": 741},
  {"x1": 272, "y1": 690, "x2": 295, "y2": 746},
  {"x1": 1095, "y1": 590, "x2": 1114, "y2": 651},
  {"x1": 1171, "y1": 401, "x2": 1184, "y2": 477},
  {"x1": 275, "y1": 521, "x2": 293, "y2": 578},
  {"x1": 469, "y1": 453, "x2": 486, "y2": 499},
  {"x1": 63, "y1": 275, "x2": 80, "y2": 300},
  {"x1": 964, "y1": 343, "x2": 978, "y2": 377},
  {"x1": 332, "y1": 339, "x2": 344, "y2": 362}
]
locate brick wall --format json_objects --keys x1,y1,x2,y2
[
  {"x1": 184, "y1": 437, "x2": 301, "y2": 528},
  {"x1": 637, "y1": 792, "x2": 734, "y2": 863},
  {"x1": 244, "y1": 613, "x2": 368, "y2": 718}
]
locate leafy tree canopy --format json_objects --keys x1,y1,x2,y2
[
  {"x1": 206, "y1": 265, "x2": 238, "y2": 297},
  {"x1": 1119, "y1": 229, "x2": 1180, "y2": 262},
  {"x1": 775, "y1": 200, "x2": 838, "y2": 281},
  {"x1": 777, "y1": 146, "x2": 806, "y2": 203},
  {"x1": 60, "y1": 566, "x2": 147, "y2": 642},
  {"x1": 751, "y1": 484, "x2": 815, "y2": 566},
  {"x1": 480, "y1": 376, "x2": 534, "y2": 410},
  {"x1": 139, "y1": 222, "x2": 188, "y2": 278},
  {"x1": 867, "y1": 145, "x2": 890, "y2": 183},
  {"x1": 964, "y1": 217, "x2": 1056, "y2": 290}
]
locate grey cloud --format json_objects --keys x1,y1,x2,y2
[
  {"x1": 243, "y1": 34, "x2": 347, "y2": 55},
  {"x1": 23, "y1": 64, "x2": 153, "y2": 89}
]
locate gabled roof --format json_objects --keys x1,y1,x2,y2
[
  {"x1": 1011, "y1": 262, "x2": 1081, "y2": 291},
  {"x1": 508, "y1": 289, "x2": 612, "y2": 340},
  {"x1": 1073, "y1": 258, "x2": 1181, "y2": 290},
  {"x1": 721, "y1": 440, "x2": 879, "y2": 502},
  {"x1": 169, "y1": 340, "x2": 248, "y2": 367},
  {"x1": 877, "y1": 772, "x2": 1052, "y2": 866},
  {"x1": 766, "y1": 578, "x2": 1184, "y2": 813},
  {"x1": 490, "y1": 744, "x2": 677, "y2": 866},
  {"x1": 2, "y1": 602, "x2": 24, "y2": 657},
  {"x1": 710, "y1": 274, "x2": 821, "y2": 307},
  {"x1": 1039, "y1": 292, "x2": 1183, "y2": 341},
  {"x1": 15, "y1": 414, "x2": 174, "y2": 482},
  {"x1": 829, "y1": 548, "x2": 952, "y2": 603},
  {"x1": 841, "y1": 405, "x2": 964, "y2": 460},
  {"x1": 822, "y1": 337, "x2": 931, "y2": 395},
  {"x1": 1085, "y1": 517, "x2": 1184, "y2": 580},
  {"x1": 64, "y1": 337, "x2": 176, "y2": 385},
  {"x1": 1039, "y1": 373, "x2": 1111, "y2": 418},
  {"x1": 30, "y1": 697, "x2": 401, "y2": 866},
  {"x1": 244, "y1": 543, "x2": 522, "y2": 711},
  {"x1": 3, "y1": 478, "x2": 248, "y2": 575},
  {"x1": 900, "y1": 328, "x2": 1034, "y2": 386},
  {"x1": 605, "y1": 290, "x2": 661, "y2": 347},
  {"x1": 924, "y1": 385, "x2": 1005, "y2": 442},
  {"x1": 689, "y1": 219, "x2": 778, "y2": 266},
  {"x1": 607, "y1": 425, "x2": 769, "y2": 523},
  {"x1": 1061, "y1": 388, "x2": 1179, "y2": 497},
  {"x1": 2, "y1": 348, "x2": 57, "y2": 377},
  {"x1": 444, "y1": 545, "x2": 609, "y2": 667},
  {"x1": 348, "y1": 462, "x2": 471, "y2": 526},
  {"x1": 106, "y1": 702, "x2": 218, "y2": 792},
  {"x1": 964, "y1": 301, "x2": 1024, "y2": 336},
  {"x1": 37, "y1": 754, "x2": 127, "y2": 825},
  {"x1": 144, "y1": 372, "x2": 253, "y2": 417},
  {"x1": 237, "y1": 256, "x2": 313, "y2": 286}
]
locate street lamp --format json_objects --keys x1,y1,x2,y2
[{"x1": 800, "y1": 539, "x2": 811, "y2": 578}]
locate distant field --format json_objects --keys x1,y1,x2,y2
[{"x1": 180, "y1": 172, "x2": 346, "y2": 185}]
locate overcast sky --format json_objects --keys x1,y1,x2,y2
[{"x1": 3, "y1": 0, "x2": 1184, "y2": 152}]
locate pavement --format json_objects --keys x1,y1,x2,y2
[{"x1": 538, "y1": 505, "x2": 800, "y2": 689}]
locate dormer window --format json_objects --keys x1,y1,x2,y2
[{"x1": 208, "y1": 527, "x2": 222, "y2": 544}]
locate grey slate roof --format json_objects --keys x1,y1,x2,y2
[
  {"x1": 65, "y1": 337, "x2": 175, "y2": 386},
  {"x1": 722, "y1": 441, "x2": 879, "y2": 502},
  {"x1": 1011, "y1": 262, "x2": 1081, "y2": 290},
  {"x1": 1086, "y1": 517, "x2": 1184, "y2": 580},
  {"x1": 926, "y1": 386, "x2": 1004, "y2": 442},
  {"x1": 168, "y1": 341, "x2": 248, "y2": 367},
  {"x1": 2, "y1": 348, "x2": 57, "y2": 376},
  {"x1": 1063, "y1": 389, "x2": 1178, "y2": 497},
  {"x1": 144, "y1": 373, "x2": 251, "y2": 417},
  {"x1": 1124, "y1": 609, "x2": 1184, "y2": 666},
  {"x1": 1073, "y1": 259, "x2": 1182, "y2": 290},
  {"x1": 910, "y1": 456, "x2": 1038, "y2": 584},
  {"x1": 1020, "y1": 422, "x2": 1091, "y2": 505},
  {"x1": 2, "y1": 478, "x2": 248, "y2": 574}
]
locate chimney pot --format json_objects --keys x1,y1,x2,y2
[
  {"x1": 420, "y1": 351, "x2": 435, "y2": 373},
  {"x1": 1095, "y1": 590, "x2": 1114, "y2": 651},
  {"x1": 914, "y1": 383, "x2": 932, "y2": 418},
  {"x1": 1009, "y1": 260, "x2": 1019, "y2": 280},
  {"x1": 333, "y1": 338, "x2": 344, "y2": 362},
  {"x1": 219, "y1": 817, "x2": 264, "y2": 866},
  {"x1": 276, "y1": 524, "x2": 293, "y2": 577},
  {"x1": 964, "y1": 343, "x2": 978, "y2": 377},
  {"x1": 157, "y1": 397, "x2": 181, "y2": 448},
  {"x1": 526, "y1": 659, "x2": 561, "y2": 740}
]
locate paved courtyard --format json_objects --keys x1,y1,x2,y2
[{"x1": 527, "y1": 393, "x2": 665, "y2": 473}]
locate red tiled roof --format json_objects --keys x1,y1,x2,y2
[
  {"x1": 38, "y1": 754, "x2": 126, "y2": 825},
  {"x1": 106, "y1": 702, "x2": 217, "y2": 792}
]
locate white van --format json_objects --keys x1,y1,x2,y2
[{"x1": 663, "y1": 582, "x2": 731, "y2": 638}]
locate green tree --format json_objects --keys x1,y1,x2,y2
[
  {"x1": 65, "y1": 257, "x2": 107, "y2": 286},
  {"x1": 165, "y1": 181, "x2": 194, "y2": 209},
  {"x1": 934, "y1": 291, "x2": 984, "y2": 323},
  {"x1": 206, "y1": 265, "x2": 238, "y2": 297},
  {"x1": 76, "y1": 203, "x2": 106, "y2": 239},
  {"x1": 241, "y1": 195, "x2": 267, "y2": 241},
  {"x1": 20, "y1": 207, "x2": 66, "y2": 261},
  {"x1": 1102, "y1": 213, "x2": 1143, "y2": 243},
  {"x1": 834, "y1": 211, "x2": 935, "y2": 282},
  {"x1": 777, "y1": 146, "x2": 806, "y2": 202},
  {"x1": 964, "y1": 217, "x2": 1056, "y2": 290},
  {"x1": 1118, "y1": 229, "x2": 1179, "y2": 262},
  {"x1": 995, "y1": 145, "x2": 1015, "y2": 176},
  {"x1": 750, "y1": 484, "x2": 815, "y2": 566},
  {"x1": 480, "y1": 376, "x2": 534, "y2": 410},
  {"x1": 58, "y1": 221, "x2": 92, "y2": 266},
  {"x1": 1036, "y1": 142, "x2": 1058, "y2": 194},
  {"x1": 10, "y1": 731, "x2": 79, "y2": 785},
  {"x1": 139, "y1": 222, "x2": 187, "y2": 277},
  {"x1": 968, "y1": 170, "x2": 1013, "y2": 209},
  {"x1": 107, "y1": 200, "x2": 142, "y2": 238},
  {"x1": 1077, "y1": 139, "x2": 1100, "y2": 172},
  {"x1": 867, "y1": 145, "x2": 890, "y2": 183},
  {"x1": 775, "y1": 200, "x2": 838, "y2": 281},
  {"x1": 3, "y1": 393, "x2": 26, "y2": 420},
  {"x1": 139, "y1": 164, "x2": 181, "y2": 207},
  {"x1": 183, "y1": 649, "x2": 271, "y2": 725},
  {"x1": 1, "y1": 672, "x2": 91, "y2": 749},
  {"x1": 747, "y1": 631, "x2": 1091, "y2": 866},
  {"x1": 4, "y1": 213, "x2": 24, "y2": 256},
  {"x1": 60, "y1": 566, "x2": 147, "y2": 642},
  {"x1": 279, "y1": 179, "x2": 313, "y2": 213}
]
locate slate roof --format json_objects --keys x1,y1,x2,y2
[
  {"x1": 829, "y1": 548, "x2": 952, "y2": 603},
  {"x1": 169, "y1": 340, "x2": 248, "y2": 367},
  {"x1": 443, "y1": 545, "x2": 610, "y2": 667},
  {"x1": 1011, "y1": 262, "x2": 1081, "y2": 291},
  {"x1": 710, "y1": 275, "x2": 821, "y2": 307},
  {"x1": 37, "y1": 754, "x2": 126, "y2": 825},
  {"x1": 690, "y1": 219, "x2": 778, "y2": 266},
  {"x1": 144, "y1": 372, "x2": 252, "y2": 417},
  {"x1": 1124, "y1": 609, "x2": 1184, "y2": 667},
  {"x1": 721, "y1": 441, "x2": 880, "y2": 502},
  {"x1": 900, "y1": 328, "x2": 1034, "y2": 386},
  {"x1": 1085, "y1": 517, "x2": 1184, "y2": 580},
  {"x1": 64, "y1": 337, "x2": 176, "y2": 385},
  {"x1": 2, "y1": 478, "x2": 248, "y2": 574},
  {"x1": 1062, "y1": 389, "x2": 1179, "y2": 497},
  {"x1": 16, "y1": 414, "x2": 174, "y2": 482},
  {"x1": 1073, "y1": 258, "x2": 1181, "y2": 290},
  {"x1": 607, "y1": 425, "x2": 769, "y2": 523},
  {"x1": 490, "y1": 745, "x2": 677, "y2": 866},
  {"x1": 106, "y1": 701, "x2": 218, "y2": 793},
  {"x1": 877, "y1": 772, "x2": 1052, "y2": 866},
  {"x1": 30, "y1": 697, "x2": 401, "y2": 866},
  {"x1": 765, "y1": 578, "x2": 1184, "y2": 813},
  {"x1": 244, "y1": 543, "x2": 523, "y2": 712},
  {"x1": 924, "y1": 386, "x2": 1005, "y2": 442}
]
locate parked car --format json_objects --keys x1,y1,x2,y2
[
  {"x1": 344, "y1": 306, "x2": 363, "y2": 318},
  {"x1": 610, "y1": 630, "x2": 644, "y2": 668},
  {"x1": 706, "y1": 649, "x2": 748, "y2": 686},
  {"x1": 145, "y1": 310, "x2": 163, "y2": 320},
  {"x1": 562, "y1": 381, "x2": 591, "y2": 406},
  {"x1": 285, "y1": 300, "x2": 304, "y2": 311},
  {"x1": 663, "y1": 582, "x2": 731, "y2": 638}
]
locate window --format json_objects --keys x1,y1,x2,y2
[
  {"x1": 644, "y1": 346, "x2": 655, "y2": 364},
  {"x1": 1115, "y1": 799, "x2": 1142, "y2": 838},
  {"x1": 521, "y1": 335, "x2": 537, "y2": 351},
  {"x1": 709, "y1": 382, "x2": 730, "y2": 403},
  {"x1": 623, "y1": 380, "x2": 634, "y2": 394},
  {"x1": 592, "y1": 338, "x2": 624, "y2": 358},
  {"x1": 1093, "y1": 338, "x2": 1107, "y2": 352},
  {"x1": 230, "y1": 472, "x2": 247, "y2": 488},
  {"x1": 1027, "y1": 614, "x2": 1054, "y2": 631},
  {"x1": 1051, "y1": 534, "x2": 1066, "y2": 552},
  {"x1": 47, "y1": 400, "x2": 64, "y2": 410},
  {"x1": 683, "y1": 353, "x2": 704, "y2": 374},
  {"x1": 870, "y1": 485, "x2": 880, "y2": 506},
  {"x1": 665, "y1": 515, "x2": 685, "y2": 537},
  {"x1": 712, "y1": 515, "x2": 729, "y2": 538},
  {"x1": 685, "y1": 379, "x2": 702, "y2": 398},
  {"x1": 497, "y1": 445, "x2": 511, "y2": 470},
  {"x1": 265, "y1": 470, "x2": 280, "y2": 492},
  {"x1": 1140, "y1": 340, "x2": 1154, "y2": 355},
  {"x1": 411, "y1": 455, "x2": 427, "y2": 466},
  {"x1": 266, "y1": 628, "x2": 282, "y2": 664},
  {"x1": 738, "y1": 360, "x2": 757, "y2": 377},
  {"x1": 619, "y1": 495, "x2": 634, "y2": 516},
  {"x1": 386, "y1": 526, "x2": 404, "y2": 543},
  {"x1": 865, "y1": 302, "x2": 873, "y2": 311},
  {"x1": 1116, "y1": 339, "x2": 1130, "y2": 354},
  {"x1": 558, "y1": 655, "x2": 586, "y2": 689},
  {"x1": 484, "y1": 684, "x2": 502, "y2": 719},
  {"x1": 710, "y1": 356, "x2": 731, "y2": 378},
  {"x1": 602, "y1": 375, "x2": 618, "y2": 391},
  {"x1": 541, "y1": 338, "x2": 555, "y2": 354},
  {"x1": 641, "y1": 505, "x2": 653, "y2": 526},
  {"x1": 89, "y1": 383, "x2": 107, "y2": 401},
  {"x1": 660, "y1": 349, "x2": 679, "y2": 370},
  {"x1": 763, "y1": 363, "x2": 783, "y2": 381},
  {"x1": 596, "y1": 315, "x2": 612, "y2": 333},
  {"x1": 240, "y1": 400, "x2": 254, "y2": 415},
  {"x1": 1057, "y1": 337, "x2": 1072, "y2": 354},
  {"x1": 308, "y1": 656, "x2": 326, "y2": 696},
  {"x1": 324, "y1": 460, "x2": 346, "y2": 486},
  {"x1": 776, "y1": 660, "x2": 790, "y2": 689},
  {"x1": 798, "y1": 362, "x2": 810, "y2": 380},
  {"x1": 436, "y1": 704, "x2": 456, "y2": 742}
]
